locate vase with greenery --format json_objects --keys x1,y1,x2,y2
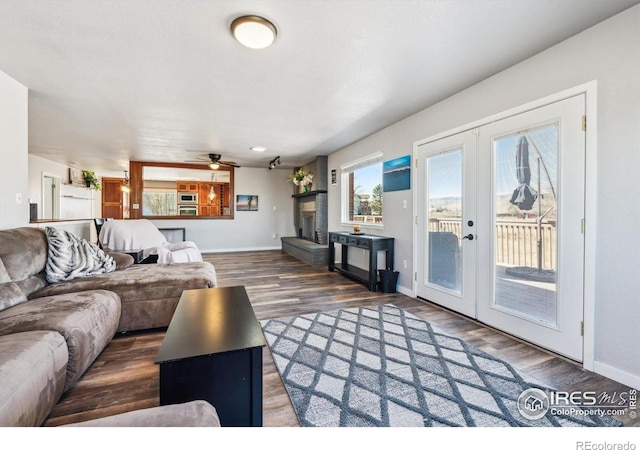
[
  {"x1": 288, "y1": 168, "x2": 313, "y2": 193},
  {"x1": 82, "y1": 170, "x2": 101, "y2": 190}
]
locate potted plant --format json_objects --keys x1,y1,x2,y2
[
  {"x1": 82, "y1": 170, "x2": 101, "y2": 190},
  {"x1": 288, "y1": 168, "x2": 313, "y2": 193}
]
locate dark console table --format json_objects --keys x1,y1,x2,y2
[
  {"x1": 155, "y1": 286, "x2": 266, "y2": 426},
  {"x1": 328, "y1": 231, "x2": 394, "y2": 292}
]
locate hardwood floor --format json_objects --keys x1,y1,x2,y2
[{"x1": 44, "y1": 250, "x2": 638, "y2": 427}]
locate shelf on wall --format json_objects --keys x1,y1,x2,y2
[
  {"x1": 62, "y1": 195, "x2": 92, "y2": 200},
  {"x1": 291, "y1": 190, "x2": 327, "y2": 198}
]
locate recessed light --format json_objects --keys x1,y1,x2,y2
[
  {"x1": 231, "y1": 15, "x2": 277, "y2": 49},
  {"x1": 251, "y1": 146, "x2": 267, "y2": 152}
]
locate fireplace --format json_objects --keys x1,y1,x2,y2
[
  {"x1": 283, "y1": 156, "x2": 329, "y2": 264},
  {"x1": 299, "y1": 200, "x2": 317, "y2": 242},
  {"x1": 301, "y1": 211, "x2": 316, "y2": 242}
]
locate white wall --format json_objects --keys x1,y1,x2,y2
[
  {"x1": 31, "y1": 220, "x2": 93, "y2": 241},
  {"x1": 0, "y1": 71, "x2": 28, "y2": 229},
  {"x1": 328, "y1": 6, "x2": 640, "y2": 385},
  {"x1": 28, "y1": 154, "x2": 100, "y2": 221},
  {"x1": 150, "y1": 167, "x2": 295, "y2": 252}
]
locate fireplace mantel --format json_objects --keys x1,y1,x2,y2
[{"x1": 291, "y1": 190, "x2": 327, "y2": 199}]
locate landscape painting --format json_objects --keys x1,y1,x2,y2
[
  {"x1": 383, "y1": 155, "x2": 411, "y2": 192},
  {"x1": 236, "y1": 195, "x2": 258, "y2": 211}
]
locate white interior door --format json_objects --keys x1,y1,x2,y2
[
  {"x1": 416, "y1": 94, "x2": 586, "y2": 361},
  {"x1": 416, "y1": 130, "x2": 477, "y2": 318},
  {"x1": 477, "y1": 95, "x2": 586, "y2": 361}
]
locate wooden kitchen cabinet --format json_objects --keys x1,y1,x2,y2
[
  {"x1": 177, "y1": 182, "x2": 198, "y2": 192},
  {"x1": 198, "y1": 182, "x2": 222, "y2": 216}
]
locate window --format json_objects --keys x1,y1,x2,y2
[
  {"x1": 341, "y1": 152, "x2": 383, "y2": 225},
  {"x1": 142, "y1": 189, "x2": 177, "y2": 216}
]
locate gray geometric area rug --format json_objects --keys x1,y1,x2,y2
[{"x1": 261, "y1": 304, "x2": 621, "y2": 427}]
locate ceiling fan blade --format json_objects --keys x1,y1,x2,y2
[{"x1": 183, "y1": 153, "x2": 240, "y2": 168}]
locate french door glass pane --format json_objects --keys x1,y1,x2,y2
[
  {"x1": 493, "y1": 124, "x2": 558, "y2": 325},
  {"x1": 426, "y1": 150, "x2": 462, "y2": 293}
]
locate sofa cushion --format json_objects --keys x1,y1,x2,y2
[
  {"x1": 13, "y1": 271, "x2": 48, "y2": 297},
  {"x1": 30, "y1": 262, "x2": 217, "y2": 304},
  {"x1": 0, "y1": 282, "x2": 27, "y2": 312},
  {"x1": 63, "y1": 400, "x2": 221, "y2": 427},
  {"x1": 30, "y1": 262, "x2": 216, "y2": 332},
  {"x1": 0, "y1": 331, "x2": 68, "y2": 426},
  {"x1": 0, "y1": 290, "x2": 121, "y2": 391},
  {"x1": 0, "y1": 227, "x2": 48, "y2": 284}
]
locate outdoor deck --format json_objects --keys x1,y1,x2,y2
[{"x1": 496, "y1": 265, "x2": 556, "y2": 324}]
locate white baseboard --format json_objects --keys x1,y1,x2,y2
[
  {"x1": 593, "y1": 361, "x2": 640, "y2": 390},
  {"x1": 396, "y1": 285, "x2": 415, "y2": 297},
  {"x1": 201, "y1": 246, "x2": 282, "y2": 253}
]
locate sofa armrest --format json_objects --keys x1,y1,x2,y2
[
  {"x1": 107, "y1": 252, "x2": 134, "y2": 270},
  {"x1": 63, "y1": 400, "x2": 221, "y2": 427}
]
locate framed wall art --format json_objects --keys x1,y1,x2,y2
[
  {"x1": 69, "y1": 168, "x2": 85, "y2": 187},
  {"x1": 236, "y1": 195, "x2": 258, "y2": 211},
  {"x1": 383, "y1": 155, "x2": 411, "y2": 192}
]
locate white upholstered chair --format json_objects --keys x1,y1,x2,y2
[{"x1": 99, "y1": 219, "x2": 202, "y2": 264}]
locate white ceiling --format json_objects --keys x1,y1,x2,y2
[{"x1": 1, "y1": 0, "x2": 637, "y2": 173}]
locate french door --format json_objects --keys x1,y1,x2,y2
[
  {"x1": 415, "y1": 131, "x2": 477, "y2": 317},
  {"x1": 416, "y1": 95, "x2": 586, "y2": 361}
]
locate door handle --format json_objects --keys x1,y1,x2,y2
[{"x1": 462, "y1": 234, "x2": 474, "y2": 241}]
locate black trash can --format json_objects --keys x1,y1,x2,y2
[{"x1": 378, "y1": 269, "x2": 399, "y2": 293}]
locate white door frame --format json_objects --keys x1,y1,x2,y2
[
  {"x1": 412, "y1": 81, "x2": 598, "y2": 370},
  {"x1": 41, "y1": 172, "x2": 61, "y2": 220}
]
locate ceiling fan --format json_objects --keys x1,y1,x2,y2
[{"x1": 185, "y1": 153, "x2": 241, "y2": 170}]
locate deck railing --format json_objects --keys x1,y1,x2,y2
[
  {"x1": 353, "y1": 215, "x2": 383, "y2": 224},
  {"x1": 429, "y1": 218, "x2": 556, "y2": 270}
]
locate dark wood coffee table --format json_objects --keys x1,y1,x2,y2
[{"x1": 155, "y1": 286, "x2": 266, "y2": 426}]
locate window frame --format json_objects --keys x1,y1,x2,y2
[{"x1": 340, "y1": 151, "x2": 384, "y2": 228}]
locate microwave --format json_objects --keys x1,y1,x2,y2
[
  {"x1": 178, "y1": 205, "x2": 198, "y2": 215},
  {"x1": 178, "y1": 192, "x2": 198, "y2": 204}
]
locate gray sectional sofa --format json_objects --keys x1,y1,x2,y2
[{"x1": 0, "y1": 226, "x2": 218, "y2": 426}]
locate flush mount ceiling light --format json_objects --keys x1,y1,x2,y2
[
  {"x1": 231, "y1": 15, "x2": 277, "y2": 49},
  {"x1": 251, "y1": 146, "x2": 267, "y2": 152}
]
